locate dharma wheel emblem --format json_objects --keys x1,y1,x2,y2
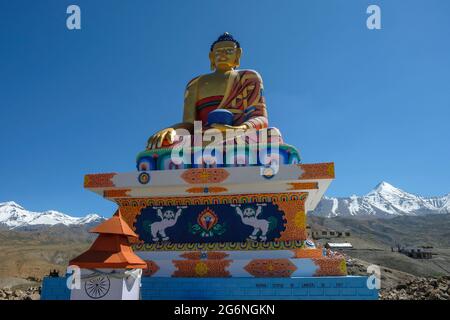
[
  {"x1": 138, "y1": 172, "x2": 150, "y2": 184},
  {"x1": 85, "y1": 275, "x2": 110, "y2": 299}
]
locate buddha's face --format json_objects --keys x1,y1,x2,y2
[{"x1": 209, "y1": 41, "x2": 242, "y2": 71}]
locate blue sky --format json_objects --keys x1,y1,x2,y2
[{"x1": 1, "y1": 0, "x2": 449, "y2": 217}]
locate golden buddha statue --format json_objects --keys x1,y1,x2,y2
[{"x1": 147, "y1": 33, "x2": 269, "y2": 150}]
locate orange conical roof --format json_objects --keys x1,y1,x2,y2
[
  {"x1": 69, "y1": 210, "x2": 146, "y2": 269},
  {"x1": 69, "y1": 234, "x2": 146, "y2": 269},
  {"x1": 90, "y1": 209, "x2": 138, "y2": 238}
]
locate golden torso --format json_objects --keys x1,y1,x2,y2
[
  {"x1": 197, "y1": 70, "x2": 235, "y2": 100},
  {"x1": 182, "y1": 70, "x2": 237, "y2": 124}
]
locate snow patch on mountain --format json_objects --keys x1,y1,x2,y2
[
  {"x1": 311, "y1": 182, "x2": 450, "y2": 218},
  {"x1": 0, "y1": 201, "x2": 105, "y2": 229}
]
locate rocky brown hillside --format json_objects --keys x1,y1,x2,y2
[
  {"x1": 380, "y1": 277, "x2": 450, "y2": 300},
  {"x1": 309, "y1": 214, "x2": 450, "y2": 248},
  {"x1": 346, "y1": 254, "x2": 450, "y2": 300}
]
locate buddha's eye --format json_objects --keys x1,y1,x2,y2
[{"x1": 215, "y1": 48, "x2": 235, "y2": 56}]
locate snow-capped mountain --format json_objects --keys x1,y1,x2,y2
[
  {"x1": 0, "y1": 201, "x2": 105, "y2": 229},
  {"x1": 311, "y1": 182, "x2": 450, "y2": 218}
]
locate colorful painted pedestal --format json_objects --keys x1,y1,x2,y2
[
  {"x1": 39, "y1": 160, "x2": 380, "y2": 299},
  {"x1": 83, "y1": 162, "x2": 348, "y2": 277},
  {"x1": 84, "y1": 163, "x2": 335, "y2": 246}
]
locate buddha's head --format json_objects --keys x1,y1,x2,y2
[{"x1": 209, "y1": 32, "x2": 242, "y2": 71}]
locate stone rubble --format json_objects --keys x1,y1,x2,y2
[
  {"x1": 0, "y1": 287, "x2": 40, "y2": 300},
  {"x1": 380, "y1": 276, "x2": 450, "y2": 300},
  {"x1": 346, "y1": 254, "x2": 450, "y2": 300}
]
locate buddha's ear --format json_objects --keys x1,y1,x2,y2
[
  {"x1": 209, "y1": 51, "x2": 215, "y2": 71},
  {"x1": 235, "y1": 47, "x2": 243, "y2": 68}
]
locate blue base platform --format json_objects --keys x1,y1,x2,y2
[
  {"x1": 140, "y1": 276, "x2": 378, "y2": 300},
  {"x1": 40, "y1": 276, "x2": 71, "y2": 300},
  {"x1": 40, "y1": 276, "x2": 378, "y2": 300}
]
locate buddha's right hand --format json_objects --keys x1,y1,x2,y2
[{"x1": 147, "y1": 128, "x2": 176, "y2": 149}]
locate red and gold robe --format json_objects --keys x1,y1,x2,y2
[{"x1": 192, "y1": 70, "x2": 269, "y2": 130}]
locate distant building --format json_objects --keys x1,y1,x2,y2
[
  {"x1": 397, "y1": 245, "x2": 433, "y2": 259},
  {"x1": 310, "y1": 226, "x2": 351, "y2": 240},
  {"x1": 325, "y1": 242, "x2": 353, "y2": 250}
]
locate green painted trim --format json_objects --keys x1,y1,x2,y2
[
  {"x1": 132, "y1": 240, "x2": 307, "y2": 252},
  {"x1": 136, "y1": 143, "x2": 301, "y2": 164}
]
